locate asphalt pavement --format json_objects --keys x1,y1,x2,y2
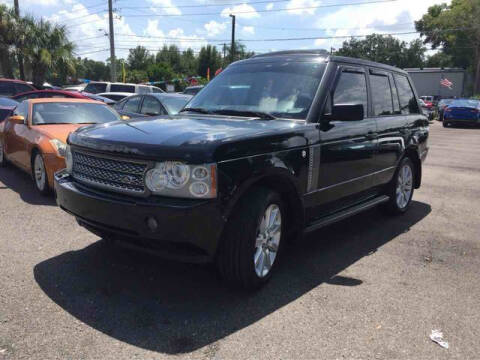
[{"x1": 1, "y1": 121, "x2": 479, "y2": 359}]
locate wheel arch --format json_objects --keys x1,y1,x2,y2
[{"x1": 404, "y1": 147, "x2": 421, "y2": 189}]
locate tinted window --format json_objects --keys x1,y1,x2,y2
[
  {"x1": 370, "y1": 74, "x2": 393, "y2": 116},
  {"x1": 0, "y1": 82, "x2": 15, "y2": 96},
  {"x1": 449, "y1": 99, "x2": 480, "y2": 108},
  {"x1": 110, "y1": 84, "x2": 135, "y2": 93},
  {"x1": 14, "y1": 83, "x2": 33, "y2": 94},
  {"x1": 123, "y1": 96, "x2": 142, "y2": 113},
  {"x1": 333, "y1": 71, "x2": 368, "y2": 115},
  {"x1": 390, "y1": 76, "x2": 400, "y2": 114},
  {"x1": 32, "y1": 103, "x2": 119, "y2": 125},
  {"x1": 84, "y1": 83, "x2": 108, "y2": 94},
  {"x1": 140, "y1": 96, "x2": 163, "y2": 115},
  {"x1": 394, "y1": 75, "x2": 419, "y2": 114}
]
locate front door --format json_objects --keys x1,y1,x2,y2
[
  {"x1": 4, "y1": 101, "x2": 30, "y2": 169},
  {"x1": 305, "y1": 65, "x2": 378, "y2": 218}
]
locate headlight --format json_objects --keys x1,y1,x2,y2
[
  {"x1": 49, "y1": 139, "x2": 67, "y2": 157},
  {"x1": 65, "y1": 145, "x2": 73, "y2": 173},
  {"x1": 145, "y1": 161, "x2": 217, "y2": 198}
]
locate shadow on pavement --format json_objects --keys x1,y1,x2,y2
[
  {"x1": 0, "y1": 165, "x2": 55, "y2": 206},
  {"x1": 34, "y1": 201, "x2": 431, "y2": 354}
]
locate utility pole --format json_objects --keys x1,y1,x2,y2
[
  {"x1": 13, "y1": 0, "x2": 25, "y2": 80},
  {"x1": 229, "y1": 14, "x2": 235, "y2": 63},
  {"x1": 108, "y1": 0, "x2": 117, "y2": 82},
  {"x1": 222, "y1": 43, "x2": 226, "y2": 67}
]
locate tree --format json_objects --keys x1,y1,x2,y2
[
  {"x1": 335, "y1": 34, "x2": 426, "y2": 68},
  {"x1": 415, "y1": 0, "x2": 480, "y2": 92},
  {"x1": 22, "y1": 17, "x2": 75, "y2": 87},
  {"x1": 146, "y1": 62, "x2": 175, "y2": 82},
  {"x1": 425, "y1": 52, "x2": 453, "y2": 68},
  {"x1": 226, "y1": 41, "x2": 255, "y2": 64},
  {"x1": 197, "y1": 45, "x2": 222, "y2": 78},
  {"x1": 155, "y1": 45, "x2": 182, "y2": 73},
  {"x1": 127, "y1": 46, "x2": 154, "y2": 71},
  {"x1": 180, "y1": 48, "x2": 197, "y2": 76},
  {"x1": 0, "y1": 5, "x2": 18, "y2": 78}
]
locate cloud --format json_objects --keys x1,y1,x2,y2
[
  {"x1": 241, "y1": 26, "x2": 255, "y2": 35},
  {"x1": 24, "y1": 0, "x2": 59, "y2": 6},
  {"x1": 221, "y1": 3, "x2": 260, "y2": 19},
  {"x1": 204, "y1": 20, "x2": 227, "y2": 37},
  {"x1": 265, "y1": 2, "x2": 274, "y2": 10},
  {"x1": 143, "y1": 20, "x2": 208, "y2": 51},
  {"x1": 286, "y1": 0, "x2": 320, "y2": 16},
  {"x1": 148, "y1": 0, "x2": 181, "y2": 16}
]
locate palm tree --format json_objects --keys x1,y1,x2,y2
[
  {"x1": 22, "y1": 17, "x2": 75, "y2": 87},
  {"x1": 0, "y1": 5, "x2": 17, "y2": 78}
]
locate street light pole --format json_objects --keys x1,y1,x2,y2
[
  {"x1": 229, "y1": 14, "x2": 236, "y2": 63},
  {"x1": 108, "y1": 0, "x2": 117, "y2": 82}
]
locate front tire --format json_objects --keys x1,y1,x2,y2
[
  {"x1": 32, "y1": 152, "x2": 49, "y2": 195},
  {"x1": 217, "y1": 187, "x2": 286, "y2": 290},
  {"x1": 384, "y1": 157, "x2": 415, "y2": 215}
]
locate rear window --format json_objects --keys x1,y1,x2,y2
[
  {"x1": 110, "y1": 84, "x2": 135, "y2": 93},
  {"x1": 394, "y1": 75, "x2": 419, "y2": 115},
  {"x1": 0, "y1": 81, "x2": 15, "y2": 96},
  {"x1": 14, "y1": 83, "x2": 34, "y2": 94},
  {"x1": 84, "y1": 83, "x2": 108, "y2": 94},
  {"x1": 449, "y1": 99, "x2": 480, "y2": 108}
]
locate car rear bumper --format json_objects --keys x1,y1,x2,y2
[{"x1": 54, "y1": 170, "x2": 225, "y2": 263}]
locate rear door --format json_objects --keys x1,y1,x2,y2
[{"x1": 369, "y1": 69, "x2": 406, "y2": 185}]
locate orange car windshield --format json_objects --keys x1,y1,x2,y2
[{"x1": 32, "y1": 102, "x2": 120, "y2": 125}]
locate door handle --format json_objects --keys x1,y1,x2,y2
[{"x1": 366, "y1": 131, "x2": 378, "y2": 140}]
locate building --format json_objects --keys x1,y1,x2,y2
[{"x1": 405, "y1": 68, "x2": 468, "y2": 99}]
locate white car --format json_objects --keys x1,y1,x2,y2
[
  {"x1": 63, "y1": 84, "x2": 87, "y2": 92},
  {"x1": 97, "y1": 92, "x2": 132, "y2": 102},
  {"x1": 84, "y1": 82, "x2": 164, "y2": 95}
]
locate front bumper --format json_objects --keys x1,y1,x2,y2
[
  {"x1": 54, "y1": 170, "x2": 225, "y2": 263},
  {"x1": 43, "y1": 154, "x2": 66, "y2": 189}
]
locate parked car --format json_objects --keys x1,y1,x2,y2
[
  {"x1": 0, "y1": 78, "x2": 36, "y2": 97},
  {"x1": 183, "y1": 85, "x2": 204, "y2": 96},
  {"x1": 420, "y1": 95, "x2": 434, "y2": 106},
  {"x1": 97, "y1": 92, "x2": 132, "y2": 102},
  {"x1": 0, "y1": 98, "x2": 123, "y2": 194},
  {"x1": 55, "y1": 51, "x2": 429, "y2": 289},
  {"x1": 419, "y1": 99, "x2": 434, "y2": 120},
  {"x1": 11, "y1": 89, "x2": 88, "y2": 102},
  {"x1": 437, "y1": 98, "x2": 455, "y2": 121},
  {"x1": 63, "y1": 84, "x2": 87, "y2": 92},
  {"x1": 0, "y1": 97, "x2": 18, "y2": 122},
  {"x1": 84, "y1": 81, "x2": 164, "y2": 94},
  {"x1": 114, "y1": 93, "x2": 192, "y2": 118},
  {"x1": 80, "y1": 92, "x2": 116, "y2": 106},
  {"x1": 442, "y1": 99, "x2": 480, "y2": 128}
]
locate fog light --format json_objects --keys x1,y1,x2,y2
[{"x1": 146, "y1": 216, "x2": 158, "y2": 232}]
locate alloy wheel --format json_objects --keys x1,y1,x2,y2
[
  {"x1": 254, "y1": 204, "x2": 281, "y2": 278},
  {"x1": 396, "y1": 163, "x2": 413, "y2": 209},
  {"x1": 34, "y1": 154, "x2": 46, "y2": 191}
]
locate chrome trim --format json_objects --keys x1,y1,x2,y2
[
  {"x1": 378, "y1": 136, "x2": 405, "y2": 150},
  {"x1": 305, "y1": 166, "x2": 396, "y2": 195}
]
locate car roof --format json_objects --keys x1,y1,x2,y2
[
  {"x1": 13, "y1": 89, "x2": 86, "y2": 98},
  {"x1": 241, "y1": 50, "x2": 409, "y2": 75},
  {"x1": 0, "y1": 78, "x2": 33, "y2": 84},
  {"x1": 148, "y1": 93, "x2": 193, "y2": 100},
  {"x1": 28, "y1": 98, "x2": 104, "y2": 104},
  {"x1": 98, "y1": 92, "x2": 133, "y2": 96}
]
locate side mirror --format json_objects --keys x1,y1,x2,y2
[
  {"x1": 8, "y1": 115, "x2": 25, "y2": 124},
  {"x1": 330, "y1": 104, "x2": 364, "y2": 121},
  {"x1": 120, "y1": 115, "x2": 130, "y2": 121}
]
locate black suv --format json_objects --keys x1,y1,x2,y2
[{"x1": 55, "y1": 51, "x2": 429, "y2": 289}]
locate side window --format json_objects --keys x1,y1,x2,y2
[
  {"x1": 114, "y1": 98, "x2": 127, "y2": 110},
  {"x1": 0, "y1": 82, "x2": 15, "y2": 96},
  {"x1": 14, "y1": 83, "x2": 34, "y2": 94},
  {"x1": 332, "y1": 70, "x2": 368, "y2": 116},
  {"x1": 13, "y1": 101, "x2": 28, "y2": 120},
  {"x1": 137, "y1": 86, "x2": 150, "y2": 94},
  {"x1": 123, "y1": 96, "x2": 142, "y2": 113},
  {"x1": 152, "y1": 87, "x2": 163, "y2": 93},
  {"x1": 140, "y1": 96, "x2": 164, "y2": 115},
  {"x1": 110, "y1": 84, "x2": 136, "y2": 93},
  {"x1": 394, "y1": 74, "x2": 419, "y2": 115},
  {"x1": 390, "y1": 75, "x2": 401, "y2": 114},
  {"x1": 370, "y1": 74, "x2": 393, "y2": 116}
]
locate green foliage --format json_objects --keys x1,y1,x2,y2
[
  {"x1": 127, "y1": 46, "x2": 154, "y2": 71},
  {"x1": 126, "y1": 69, "x2": 148, "y2": 83},
  {"x1": 197, "y1": 45, "x2": 222, "y2": 78},
  {"x1": 335, "y1": 34, "x2": 426, "y2": 68},
  {"x1": 425, "y1": 52, "x2": 453, "y2": 68},
  {"x1": 146, "y1": 62, "x2": 175, "y2": 82}
]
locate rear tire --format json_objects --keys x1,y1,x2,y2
[
  {"x1": 217, "y1": 187, "x2": 286, "y2": 290},
  {"x1": 384, "y1": 157, "x2": 415, "y2": 215},
  {"x1": 32, "y1": 152, "x2": 50, "y2": 195},
  {"x1": 0, "y1": 139, "x2": 6, "y2": 167}
]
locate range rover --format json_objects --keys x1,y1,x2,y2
[{"x1": 55, "y1": 51, "x2": 429, "y2": 289}]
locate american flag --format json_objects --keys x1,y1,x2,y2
[{"x1": 440, "y1": 77, "x2": 453, "y2": 89}]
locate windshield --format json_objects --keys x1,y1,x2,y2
[
  {"x1": 32, "y1": 102, "x2": 120, "y2": 125},
  {"x1": 162, "y1": 96, "x2": 191, "y2": 115},
  {"x1": 449, "y1": 99, "x2": 480, "y2": 108},
  {"x1": 186, "y1": 61, "x2": 326, "y2": 120}
]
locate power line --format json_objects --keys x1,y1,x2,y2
[
  {"x1": 119, "y1": 0, "x2": 291, "y2": 10},
  {"x1": 121, "y1": 0, "x2": 399, "y2": 18}
]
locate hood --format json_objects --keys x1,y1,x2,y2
[
  {"x1": 68, "y1": 115, "x2": 310, "y2": 162},
  {"x1": 34, "y1": 124, "x2": 86, "y2": 143}
]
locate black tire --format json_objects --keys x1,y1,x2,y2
[
  {"x1": 217, "y1": 187, "x2": 286, "y2": 290},
  {"x1": 0, "y1": 138, "x2": 6, "y2": 167},
  {"x1": 443, "y1": 121, "x2": 449, "y2": 128},
  {"x1": 31, "y1": 152, "x2": 50, "y2": 195},
  {"x1": 384, "y1": 157, "x2": 415, "y2": 215}
]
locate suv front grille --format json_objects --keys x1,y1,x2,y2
[{"x1": 71, "y1": 151, "x2": 148, "y2": 196}]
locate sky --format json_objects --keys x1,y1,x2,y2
[{"x1": 0, "y1": 0, "x2": 449, "y2": 61}]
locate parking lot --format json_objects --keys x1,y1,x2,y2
[{"x1": 0, "y1": 121, "x2": 479, "y2": 359}]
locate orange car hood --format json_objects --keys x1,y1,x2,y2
[{"x1": 33, "y1": 124, "x2": 86, "y2": 143}]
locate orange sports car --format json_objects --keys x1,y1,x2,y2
[{"x1": 0, "y1": 98, "x2": 123, "y2": 194}]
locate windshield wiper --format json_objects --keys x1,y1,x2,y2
[
  {"x1": 179, "y1": 107, "x2": 211, "y2": 114},
  {"x1": 210, "y1": 109, "x2": 276, "y2": 120}
]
